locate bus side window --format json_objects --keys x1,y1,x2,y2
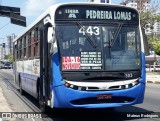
[
  {"x1": 28, "y1": 32, "x2": 31, "y2": 58},
  {"x1": 14, "y1": 43, "x2": 17, "y2": 61},
  {"x1": 35, "y1": 27, "x2": 39, "y2": 58},
  {"x1": 26, "y1": 35, "x2": 29, "y2": 58},
  {"x1": 23, "y1": 36, "x2": 27, "y2": 59},
  {"x1": 19, "y1": 39, "x2": 22, "y2": 60},
  {"x1": 31, "y1": 30, "x2": 35, "y2": 58}
]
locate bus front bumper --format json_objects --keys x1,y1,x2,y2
[{"x1": 53, "y1": 82, "x2": 145, "y2": 108}]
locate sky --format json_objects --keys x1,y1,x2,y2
[
  {"x1": 0, "y1": 0, "x2": 156, "y2": 44},
  {"x1": 0, "y1": 0, "x2": 122, "y2": 44}
]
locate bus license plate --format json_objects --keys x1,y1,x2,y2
[{"x1": 97, "y1": 94, "x2": 112, "y2": 100}]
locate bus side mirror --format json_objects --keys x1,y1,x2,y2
[
  {"x1": 141, "y1": 27, "x2": 150, "y2": 56},
  {"x1": 47, "y1": 27, "x2": 55, "y2": 43}
]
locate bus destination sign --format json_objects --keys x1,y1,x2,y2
[{"x1": 55, "y1": 5, "x2": 138, "y2": 22}]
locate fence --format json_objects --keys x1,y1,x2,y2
[{"x1": 146, "y1": 64, "x2": 160, "y2": 72}]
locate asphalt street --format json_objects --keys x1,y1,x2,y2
[{"x1": 0, "y1": 69, "x2": 159, "y2": 121}]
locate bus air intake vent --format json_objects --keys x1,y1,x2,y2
[{"x1": 70, "y1": 96, "x2": 135, "y2": 105}]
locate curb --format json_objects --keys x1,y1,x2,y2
[{"x1": 147, "y1": 80, "x2": 160, "y2": 84}]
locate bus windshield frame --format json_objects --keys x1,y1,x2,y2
[{"x1": 55, "y1": 21, "x2": 141, "y2": 72}]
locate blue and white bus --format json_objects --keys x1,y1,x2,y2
[{"x1": 13, "y1": 2, "x2": 148, "y2": 112}]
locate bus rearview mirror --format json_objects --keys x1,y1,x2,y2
[
  {"x1": 141, "y1": 27, "x2": 150, "y2": 56},
  {"x1": 48, "y1": 27, "x2": 55, "y2": 43}
]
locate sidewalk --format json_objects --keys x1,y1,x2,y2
[
  {"x1": 0, "y1": 86, "x2": 14, "y2": 121},
  {"x1": 0, "y1": 86, "x2": 13, "y2": 112},
  {"x1": 146, "y1": 74, "x2": 160, "y2": 84}
]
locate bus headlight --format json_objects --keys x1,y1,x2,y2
[
  {"x1": 64, "y1": 80, "x2": 86, "y2": 91},
  {"x1": 132, "y1": 80, "x2": 139, "y2": 86},
  {"x1": 65, "y1": 81, "x2": 71, "y2": 88}
]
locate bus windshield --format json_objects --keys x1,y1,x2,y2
[{"x1": 56, "y1": 22, "x2": 141, "y2": 71}]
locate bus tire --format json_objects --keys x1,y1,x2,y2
[{"x1": 19, "y1": 76, "x2": 24, "y2": 95}]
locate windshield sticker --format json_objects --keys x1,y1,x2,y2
[
  {"x1": 80, "y1": 52, "x2": 102, "y2": 69},
  {"x1": 62, "y1": 56, "x2": 80, "y2": 70}
]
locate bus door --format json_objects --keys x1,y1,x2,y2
[{"x1": 39, "y1": 23, "x2": 52, "y2": 112}]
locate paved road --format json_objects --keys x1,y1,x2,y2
[
  {"x1": 0, "y1": 69, "x2": 43, "y2": 121},
  {"x1": 0, "y1": 69, "x2": 159, "y2": 121}
]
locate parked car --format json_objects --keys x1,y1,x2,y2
[
  {"x1": 9, "y1": 64, "x2": 13, "y2": 69},
  {"x1": 3, "y1": 62, "x2": 11, "y2": 69}
]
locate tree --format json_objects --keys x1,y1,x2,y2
[
  {"x1": 140, "y1": 1, "x2": 160, "y2": 29},
  {"x1": 152, "y1": 37, "x2": 160, "y2": 55},
  {"x1": 4, "y1": 54, "x2": 13, "y2": 63},
  {"x1": 147, "y1": 33, "x2": 160, "y2": 55},
  {"x1": 140, "y1": 1, "x2": 160, "y2": 55}
]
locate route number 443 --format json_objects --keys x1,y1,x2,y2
[{"x1": 79, "y1": 26, "x2": 100, "y2": 36}]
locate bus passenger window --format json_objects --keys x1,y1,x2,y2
[{"x1": 31, "y1": 30, "x2": 35, "y2": 57}]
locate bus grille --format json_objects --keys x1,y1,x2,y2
[{"x1": 70, "y1": 96, "x2": 135, "y2": 105}]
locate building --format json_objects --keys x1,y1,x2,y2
[
  {"x1": 0, "y1": 45, "x2": 5, "y2": 60},
  {"x1": 88, "y1": 0, "x2": 111, "y2": 4},
  {"x1": 121, "y1": 0, "x2": 150, "y2": 12},
  {"x1": 6, "y1": 34, "x2": 15, "y2": 55},
  {"x1": 0, "y1": 34, "x2": 15, "y2": 60}
]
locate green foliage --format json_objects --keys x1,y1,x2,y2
[
  {"x1": 140, "y1": 2, "x2": 160, "y2": 29},
  {"x1": 152, "y1": 38, "x2": 160, "y2": 55},
  {"x1": 140, "y1": 11, "x2": 160, "y2": 29},
  {"x1": 140, "y1": 1, "x2": 160, "y2": 55},
  {"x1": 4, "y1": 54, "x2": 13, "y2": 63},
  {"x1": 147, "y1": 35, "x2": 160, "y2": 55}
]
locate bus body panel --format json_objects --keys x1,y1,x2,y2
[
  {"x1": 16, "y1": 59, "x2": 40, "y2": 98},
  {"x1": 51, "y1": 52, "x2": 145, "y2": 108},
  {"x1": 52, "y1": 83, "x2": 145, "y2": 108},
  {"x1": 13, "y1": 3, "x2": 146, "y2": 109},
  {"x1": 141, "y1": 52, "x2": 146, "y2": 84},
  {"x1": 20, "y1": 73, "x2": 39, "y2": 98}
]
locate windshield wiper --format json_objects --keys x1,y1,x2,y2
[
  {"x1": 76, "y1": 22, "x2": 97, "y2": 48},
  {"x1": 107, "y1": 23, "x2": 123, "y2": 60},
  {"x1": 110, "y1": 23, "x2": 123, "y2": 47}
]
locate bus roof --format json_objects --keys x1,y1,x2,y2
[{"x1": 13, "y1": 2, "x2": 139, "y2": 42}]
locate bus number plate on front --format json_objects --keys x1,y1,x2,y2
[{"x1": 97, "y1": 94, "x2": 112, "y2": 100}]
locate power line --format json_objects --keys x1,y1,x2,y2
[{"x1": 0, "y1": 22, "x2": 10, "y2": 31}]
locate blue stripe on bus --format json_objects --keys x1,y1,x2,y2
[
  {"x1": 51, "y1": 52, "x2": 146, "y2": 108},
  {"x1": 20, "y1": 73, "x2": 38, "y2": 80},
  {"x1": 141, "y1": 52, "x2": 146, "y2": 84},
  {"x1": 52, "y1": 52, "x2": 64, "y2": 87}
]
